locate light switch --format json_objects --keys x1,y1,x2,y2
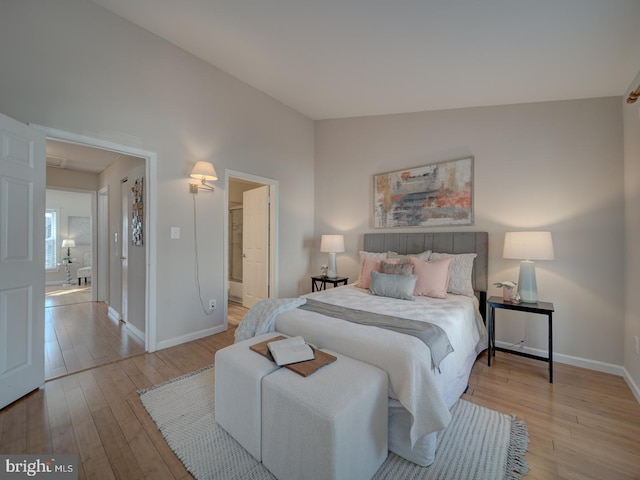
[{"x1": 171, "y1": 227, "x2": 181, "y2": 239}]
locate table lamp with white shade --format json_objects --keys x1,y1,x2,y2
[
  {"x1": 320, "y1": 234, "x2": 345, "y2": 279},
  {"x1": 503, "y1": 231, "x2": 554, "y2": 303},
  {"x1": 61, "y1": 239, "x2": 76, "y2": 260}
]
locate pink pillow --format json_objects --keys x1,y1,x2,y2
[
  {"x1": 354, "y1": 256, "x2": 382, "y2": 289},
  {"x1": 409, "y1": 256, "x2": 453, "y2": 298}
]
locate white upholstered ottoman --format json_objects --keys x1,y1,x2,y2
[
  {"x1": 214, "y1": 332, "x2": 283, "y2": 461},
  {"x1": 261, "y1": 350, "x2": 388, "y2": 480}
]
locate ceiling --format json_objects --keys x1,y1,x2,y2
[
  {"x1": 46, "y1": 139, "x2": 136, "y2": 174},
  {"x1": 88, "y1": 0, "x2": 640, "y2": 120}
]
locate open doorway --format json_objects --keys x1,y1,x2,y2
[
  {"x1": 225, "y1": 170, "x2": 278, "y2": 326},
  {"x1": 40, "y1": 130, "x2": 157, "y2": 378}
]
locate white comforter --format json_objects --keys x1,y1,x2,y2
[{"x1": 274, "y1": 285, "x2": 487, "y2": 447}]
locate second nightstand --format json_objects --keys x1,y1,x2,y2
[
  {"x1": 311, "y1": 276, "x2": 348, "y2": 292},
  {"x1": 487, "y1": 296, "x2": 555, "y2": 383}
]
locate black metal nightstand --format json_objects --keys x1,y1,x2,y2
[
  {"x1": 311, "y1": 276, "x2": 348, "y2": 292},
  {"x1": 487, "y1": 296, "x2": 555, "y2": 383}
]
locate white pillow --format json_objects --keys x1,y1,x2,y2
[
  {"x1": 360, "y1": 250, "x2": 388, "y2": 260},
  {"x1": 429, "y1": 252, "x2": 476, "y2": 297},
  {"x1": 387, "y1": 250, "x2": 432, "y2": 263}
]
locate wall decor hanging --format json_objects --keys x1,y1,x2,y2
[
  {"x1": 68, "y1": 216, "x2": 91, "y2": 244},
  {"x1": 373, "y1": 156, "x2": 473, "y2": 228},
  {"x1": 131, "y1": 177, "x2": 144, "y2": 246}
]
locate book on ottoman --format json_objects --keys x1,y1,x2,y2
[
  {"x1": 267, "y1": 336, "x2": 315, "y2": 365},
  {"x1": 250, "y1": 335, "x2": 337, "y2": 377}
]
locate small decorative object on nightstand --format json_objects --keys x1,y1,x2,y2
[
  {"x1": 487, "y1": 295, "x2": 555, "y2": 383},
  {"x1": 493, "y1": 280, "x2": 517, "y2": 301},
  {"x1": 311, "y1": 276, "x2": 348, "y2": 292}
]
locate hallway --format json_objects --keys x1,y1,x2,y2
[{"x1": 45, "y1": 286, "x2": 145, "y2": 379}]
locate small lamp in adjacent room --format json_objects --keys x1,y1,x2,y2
[
  {"x1": 61, "y1": 239, "x2": 75, "y2": 260},
  {"x1": 189, "y1": 161, "x2": 218, "y2": 192},
  {"x1": 503, "y1": 231, "x2": 554, "y2": 303},
  {"x1": 320, "y1": 234, "x2": 345, "y2": 279}
]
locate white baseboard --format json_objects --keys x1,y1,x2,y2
[
  {"x1": 126, "y1": 322, "x2": 145, "y2": 342},
  {"x1": 107, "y1": 306, "x2": 121, "y2": 323},
  {"x1": 494, "y1": 340, "x2": 625, "y2": 377},
  {"x1": 623, "y1": 368, "x2": 640, "y2": 404},
  {"x1": 156, "y1": 324, "x2": 227, "y2": 351}
]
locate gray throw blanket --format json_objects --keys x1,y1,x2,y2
[
  {"x1": 234, "y1": 297, "x2": 307, "y2": 343},
  {"x1": 299, "y1": 299, "x2": 454, "y2": 371}
]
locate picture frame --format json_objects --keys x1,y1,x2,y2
[{"x1": 373, "y1": 156, "x2": 474, "y2": 228}]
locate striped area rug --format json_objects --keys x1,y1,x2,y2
[{"x1": 139, "y1": 366, "x2": 528, "y2": 480}]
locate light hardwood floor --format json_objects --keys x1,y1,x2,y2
[
  {"x1": 45, "y1": 285, "x2": 146, "y2": 379},
  {"x1": 2, "y1": 302, "x2": 639, "y2": 479}
]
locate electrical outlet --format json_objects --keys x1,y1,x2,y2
[
  {"x1": 209, "y1": 299, "x2": 216, "y2": 311},
  {"x1": 635, "y1": 336, "x2": 640, "y2": 355}
]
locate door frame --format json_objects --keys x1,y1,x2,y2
[
  {"x1": 98, "y1": 186, "x2": 109, "y2": 302},
  {"x1": 224, "y1": 169, "x2": 278, "y2": 328},
  {"x1": 32, "y1": 124, "x2": 158, "y2": 352}
]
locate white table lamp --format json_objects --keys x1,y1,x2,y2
[
  {"x1": 503, "y1": 231, "x2": 554, "y2": 303},
  {"x1": 62, "y1": 239, "x2": 76, "y2": 258},
  {"x1": 320, "y1": 235, "x2": 345, "y2": 279}
]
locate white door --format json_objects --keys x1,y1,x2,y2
[
  {"x1": 120, "y1": 178, "x2": 128, "y2": 323},
  {"x1": 242, "y1": 186, "x2": 269, "y2": 308},
  {"x1": 0, "y1": 113, "x2": 46, "y2": 409}
]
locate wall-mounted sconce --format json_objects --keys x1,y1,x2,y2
[
  {"x1": 189, "y1": 161, "x2": 218, "y2": 193},
  {"x1": 626, "y1": 84, "x2": 640, "y2": 104}
]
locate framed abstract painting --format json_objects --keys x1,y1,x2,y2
[{"x1": 373, "y1": 156, "x2": 474, "y2": 228}]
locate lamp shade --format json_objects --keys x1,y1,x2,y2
[
  {"x1": 61, "y1": 239, "x2": 76, "y2": 248},
  {"x1": 503, "y1": 231, "x2": 554, "y2": 261},
  {"x1": 320, "y1": 235, "x2": 345, "y2": 253},
  {"x1": 190, "y1": 161, "x2": 218, "y2": 181}
]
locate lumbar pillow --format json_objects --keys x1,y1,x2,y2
[
  {"x1": 381, "y1": 260, "x2": 414, "y2": 276},
  {"x1": 368, "y1": 270, "x2": 417, "y2": 300},
  {"x1": 409, "y1": 256, "x2": 453, "y2": 299}
]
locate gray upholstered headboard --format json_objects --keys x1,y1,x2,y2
[{"x1": 363, "y1": 232, "x2": 489, "y2": 320}]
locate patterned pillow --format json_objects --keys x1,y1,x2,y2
[
  {"x1": 381, "y1": 260, "x2": 414, "y2": 276},
  {"x1": 429, "y1": 252, "x2": 477, "y2": 297}
]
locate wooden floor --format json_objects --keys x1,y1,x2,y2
[
  {"x1": 1, "y1": 301, "x2": 639, "y2": 479},
  {"x1": 45, "y1": 285, "x2": 146, "y2": 379}
]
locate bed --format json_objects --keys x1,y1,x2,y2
[{"x1": 237, "y1": 231, "x2": 488, "y2": 466}]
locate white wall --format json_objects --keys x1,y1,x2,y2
[
  {"x1": 315, "y1": 97, "x2": 625, "y2": 368},
  {"x1": 99, "y1": 155, "x2": 146, "y2": 334},
  {"x1": 0, "y1": 0, "x2": 315, "y2": 348},
  {"x1": 47, "y1": 167, "x2": 99, "y2": 191},
  {"x1": 623, "y1": 70, "x2": 640, "y2": 397},
  {"x1": 45, "y1": 189, "x2": 92, "y2": 284}
]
